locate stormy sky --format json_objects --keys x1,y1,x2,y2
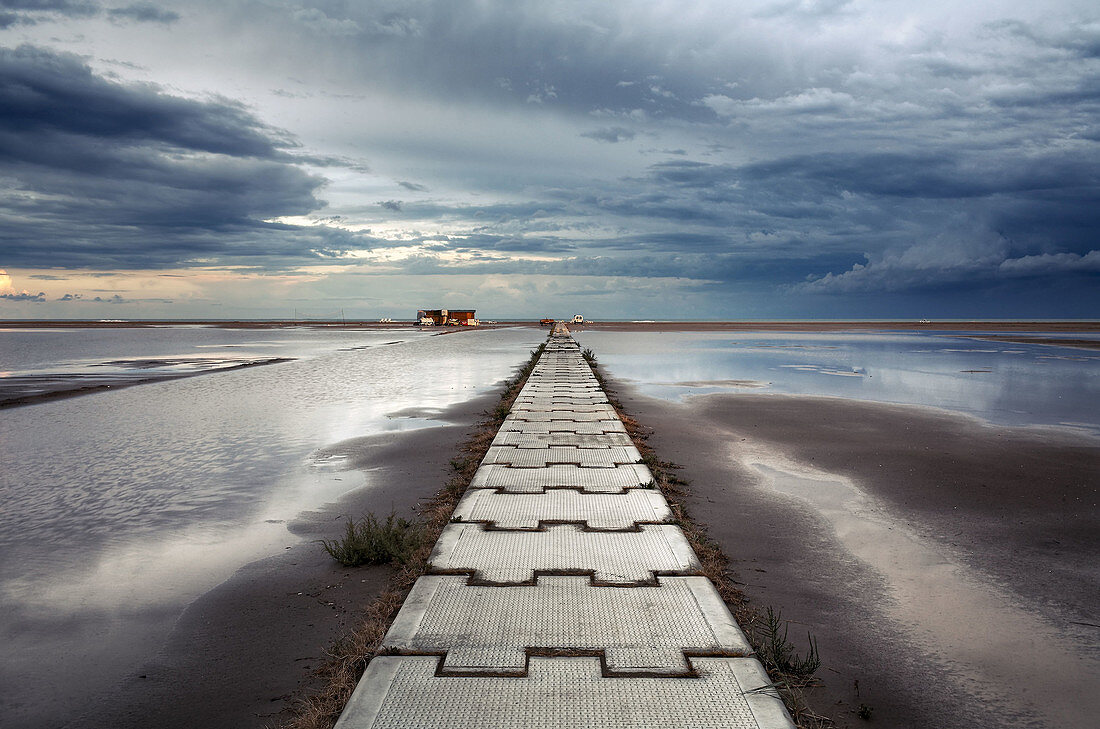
[{"x1": 0, "y1": 0, "x2": 1097, "y2": 319}]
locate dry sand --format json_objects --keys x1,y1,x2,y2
[
  {"x1": 613, "y1": 383, "x2": 1099, "y2": 728},
  {"x1": 63, "y1": 389, "x2": 502, "y2": 729}
]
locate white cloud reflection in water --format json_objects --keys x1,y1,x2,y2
[
  {"x1": 0, "y1": 325, "x2": 544, "y2": 728},
  {"x1": 573, "y1": 330, "x2": 1100, "y2": 435}
]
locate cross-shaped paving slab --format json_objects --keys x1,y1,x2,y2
[
  {"x1": 468, "y1": 463, "x2": 655, "y2": 492},
  {"x1": 382, "y1": 575, "x2": 752, "y2": 673},
  {"x1": 453, "y1": 488, "x2": 671, "y2": 529},
  {"x1": 482, "y1": 445, "x2": 642, "y2": 467},
  {"x1": 490, "y1": 430, "x2": 635, "y2": 447},
  {"x1": 429, "y1": 523, "x2": 700, "y2": 584},
  {"x1": 334, "y1": 656, "x2": 795, "y2": 729}
]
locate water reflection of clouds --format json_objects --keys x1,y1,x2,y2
[
  {"x1": 0, "y1": 326, "x2": 546, "y2": 716},
  {"x1": 574, "y1": 330, "x2": 1100, "y2": 435}
]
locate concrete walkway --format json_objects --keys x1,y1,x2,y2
[{"x1": 334, "y1": 326, "x2": 796, "y2": 728}]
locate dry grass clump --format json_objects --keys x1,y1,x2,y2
[
  {"x1": 320, "y1": 513, "x2": 423, "y2": 567},
  {"x1": 278, "y1": 340, "x2": 547, "y2": 729}
]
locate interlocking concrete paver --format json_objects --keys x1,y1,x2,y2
[
  {"x1": 512, "y1": 402, "x2": 620, "y2": 413},
  {"x1": 334, "y1": 656, "x2": 796, "y2": 729},
  {"x1": 499, "y1": 419, "x2": 628, "y2": 434},
  {"x1": 453, "y1": 488, "x2": 671, "y2": 528},
  {"x1": 509, "y1": 411, "x2": 618, "y2": 422},
  {"x1": 468, "y1": 463, "x2": 654, "y2": 491},
  {"x1": 334, "y1": 327, "x2": 797, "y2": 729},
  {"x1": 491, "y1": 430, "x2": 635, "y2": 447},
  {"x1": 383, "y1": 575, "x2": 752, "y2": 672},
  {"x1": 429, "y1": 523, "x2": 700, "y2": 583},
  {"x1": 483, "y1": 445, "x2": 641, "y2": 467}
]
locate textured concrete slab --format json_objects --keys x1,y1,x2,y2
[
  {"x1": 515, "y1": 395, "x2": 609, "y2": 404},
  {"x1": 517, "y1": 393, "x2": 604, "y2": 400},
  {"x1": 491, "y1": 431, "x2": 635, "y2": 447},
  {"x1": 334, "y1": 656, "x2": 796, "y2": 729},
  {"x1": 468, "y1": 464, "x2": 654, "y2": 492},
  {"x1": 483, "y1": 445, "x2": 641, "y2": 467},
  {"x1": 383, "y1": 575, "x2": 752, "y2": 672},
  {"x1": 429, "y1": 523, "x2": 699, "y2": 583},
  {"x1": 499, "y1": 419, "x2": 628, "y2": 434},
  {"x1": 510, "y1": 404, "x2": 617, "y2": 414},
  {"x1": 453, "y1": 488, "x2": 671, "y2": 528},
  {"x1": 508, "y1": 411, "x2": 618, "y2": 422}
]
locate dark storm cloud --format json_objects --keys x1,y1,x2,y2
[
  {"x1": 449, "y1": 233, "x2": 575, "y2": 253},
  {"x1": 0, "y1": 0, "x2": 178, "y2": 26},
  {"x1": 580, "y1": 126, "x2": 636, "y2": 143},
  {"x1": 1, "y1": 290, "x2": 46, "y2": 300},
  {"x1": 107, "y1": 3, "x2": 179, "y2": 24},
  {"x1": 2, "y1": 1, "x2": 1097, "y2": 317},
  {"x1": 0, "y1": 45, "x2": 355, "y2": 268},
  {"x1": 0, "y1": 45, "x2": 288, "y2": 158},
  {"x1": 271, "y1": 1, "x2": 726, "y2": 120}
]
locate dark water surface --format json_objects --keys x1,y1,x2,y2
[{"x1": 0, "y1": 325, "x2": 543, "y2": 728}]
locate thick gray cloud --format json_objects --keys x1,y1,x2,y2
[
  {"x1": 0, "y1": 0, "x2": 178, "y2": 27},
  {"x1": 0, "y1": 290, "x2": 46, "y2": 301},
  {"x1": 107, "y1": 3, "x2": 179, "y2": 24},
  {"x1": 0, "y1": 45, "x2": 354, "y2": 268},
  {"x1": 580, "y1": 127, "x2": 636, "y2": 143},
  {"x1": 0, "y1": 1, "x2": 1097, "y2": 317}
]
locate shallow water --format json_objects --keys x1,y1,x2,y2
[
  {"x1": 0, "y1": 326, "x2": 544, "y2": 728},
  {"x1": 750, "y1": 459, "x2": 1099, "y2": 727},
  {"x1": 576, "y1": 328, "x2": 1100, "y2": 728},
  {"x1": 573, "y1": 330, "x2": 1100, "y2": 434}
]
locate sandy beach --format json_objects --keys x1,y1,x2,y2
[{"x1": 612, "y1": 384, "x2": 1099, "y2": 728}]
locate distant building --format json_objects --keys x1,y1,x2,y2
[
  {"x1": 571, "y1": 314, "x2": 584, "y2": 324},
  {"x1": 416, "y1": 308, "x2": 478, "y2": 326}
]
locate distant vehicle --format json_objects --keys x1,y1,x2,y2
[
  {"x1": 571, "y1": 314, "x2": 584, "y2": 324},
  {"x1": 540, "y1": 318, "x2": 555, "y2": 326}
]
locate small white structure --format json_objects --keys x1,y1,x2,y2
[{"x1": 571, "y1": 314, "x2": 584, "y2": 324}]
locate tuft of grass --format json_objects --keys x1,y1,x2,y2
[
  {"x1": 755, "y1": 606, "x2": 821, "y2": 677},
  {"x1": 320, "y1": 512, "x2": 423, "y2": 567},
  {"x1": 581, "y1": 347, "x2": 597, "y2": 364}
]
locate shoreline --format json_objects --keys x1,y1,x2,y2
[
  {"x1": 608, "y1": 382, "x2": 1099, "y2": 728},
  {"x1": 3, "y1": 319, "x2": 1098, "y2": 332}
]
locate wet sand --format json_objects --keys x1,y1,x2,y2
[
  {"x1": 613, "y1": 384, "x2": 1099, "y2": 728},
  {"x1": 63, "y1": 389, "x2": 502, "y2": 729}
]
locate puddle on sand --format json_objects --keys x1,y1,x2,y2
[{"x1": 747, "y1": 457, "x2": 1100, "y2": 728}]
